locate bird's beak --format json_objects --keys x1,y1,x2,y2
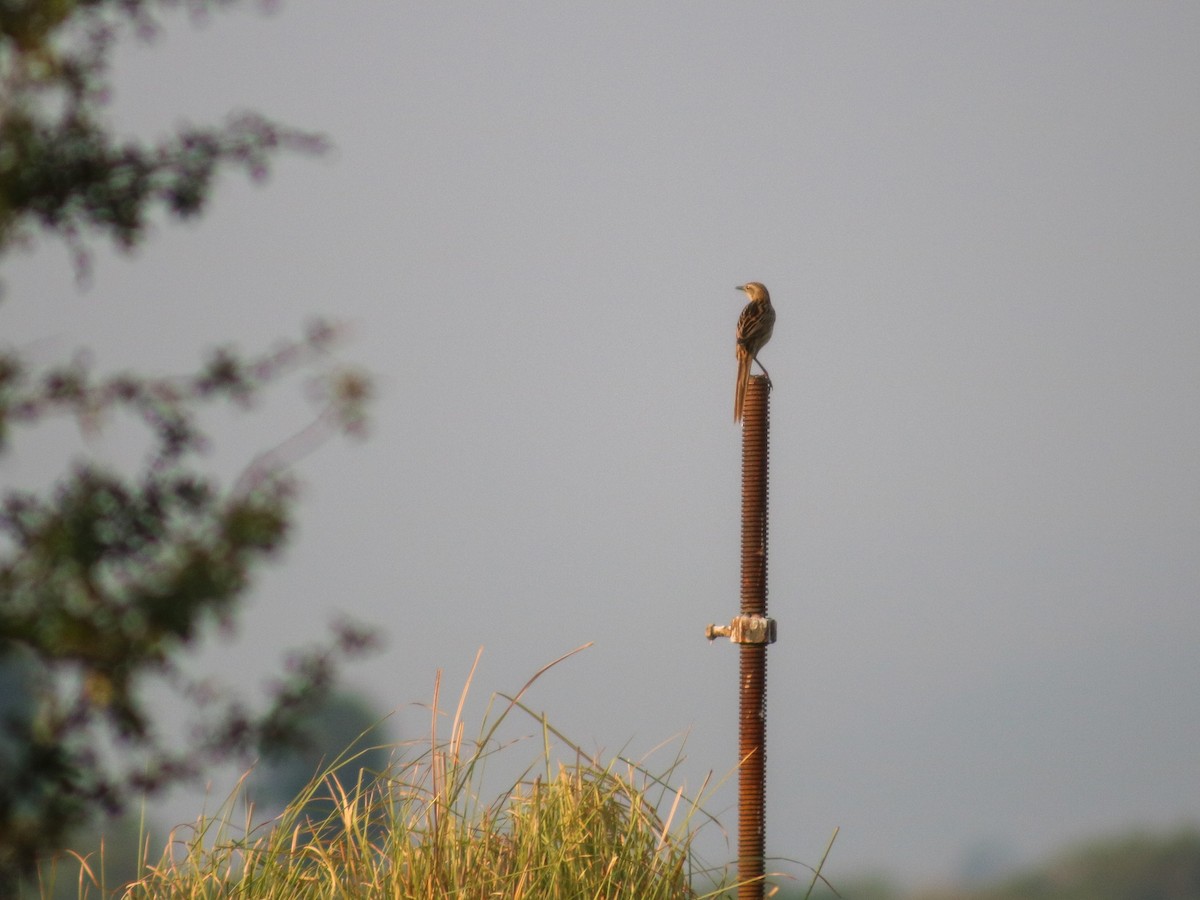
[{"x1": 735, "y1": 285, "x2": 746, "y2": 292}]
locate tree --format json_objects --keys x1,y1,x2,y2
[{"x1": 0, "y1": 1, "x2": 374, "y2": 887}]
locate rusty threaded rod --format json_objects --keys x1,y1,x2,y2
[{"x1": 738, "y1": 374, "x2": 770, "y2": 899}]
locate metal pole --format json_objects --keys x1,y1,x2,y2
[
  {"x1": 705, "y1": 374, "x2": 775, "y2": 897},
  {"x1": 737, "y1": 374, "x2": 770, "y2": 899}
]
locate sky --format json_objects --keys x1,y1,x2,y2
[{"x1": 4, "y1": 1, "x2": 1199, "y2": 889}]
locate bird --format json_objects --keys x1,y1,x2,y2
[{"x1": 734, "y1": 282, "x2": 775, "y2": 423}]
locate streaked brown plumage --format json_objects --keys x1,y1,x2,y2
[{"x1": 734, "y1": 282, "x2": 775, "y2": 423}]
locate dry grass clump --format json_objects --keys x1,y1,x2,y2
[{"x1": 115, "y1": 647, "x2": 726, "y2": 899}]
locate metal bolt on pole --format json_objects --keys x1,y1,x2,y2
[{"x1": 706, "y1": 373, "x2": 775, "y2": 900}]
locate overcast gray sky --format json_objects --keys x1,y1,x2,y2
[{"x1": 5, "y1": 1, "x2": 1199, "y2": 888}]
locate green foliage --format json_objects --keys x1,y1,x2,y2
[
  {"x1": 0, "y1": 0, "x2": 325, "y2": 268},
  {"x1": 0, "y1": 331, "x2": 376, "y2": 889},
  {"x1": 947, "y1": 827, "x2": 1200, "y2": 900},
  {"x1": 0, "y1": 0, "x2": 375, "y2": 889},
  {"x1": 853, "y1": 827, "x2": 1200, "y2": 900},
  {"x1": 752, "y1": 828, "x2": 1200, "y2": 900}
]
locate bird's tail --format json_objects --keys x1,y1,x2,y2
[{"x1": 734, "y1": 350, "x2": 750, "y2": 423}]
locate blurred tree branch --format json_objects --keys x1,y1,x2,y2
[{"x1": 0, "y1": 0, "x2": 377, "y2": 887}]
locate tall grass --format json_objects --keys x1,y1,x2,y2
[{"x1": 91, "y1": 646, "x2": 735, "y2": 898}]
